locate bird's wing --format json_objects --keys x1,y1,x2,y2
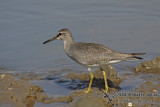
[
  {"x1": 75, "y1": 42, "x2": 115, "y2": 54},
  {"x1": 68, "y1": 42, "x2": 117, "y2": 66}
]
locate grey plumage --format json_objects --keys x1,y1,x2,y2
[
  {"x1": 43, "y1": 28, "x2": 145, "y2": 68},
  {"x1": 66, "y1": 42, "x2": 144, "y2": 67}
]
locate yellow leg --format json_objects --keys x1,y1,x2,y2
[
  {"x1": 84, "y1": 68, "x2": 94, "y2": 93},
  {"x1": 102, "y1": 70, "x2": 108, "y2": 93}
]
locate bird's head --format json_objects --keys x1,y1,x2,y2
[{"x1": 43, "y1": 28, "x2": 73, "y2": 44}]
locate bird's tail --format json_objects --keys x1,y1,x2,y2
[
  {"x1": 129, "y1": 53, "x2": 146, "y2": 56},
  {"x1": 125, "y1": 53, "x2": 145, "y2": 60}
]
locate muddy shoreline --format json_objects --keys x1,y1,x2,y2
[{"x1": 0, "y1": 56, "x2": 160, "y2": 107}]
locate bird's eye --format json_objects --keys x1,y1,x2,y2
[{"x1": 58, "y1": 33, "x2": 62, "y2": 36}]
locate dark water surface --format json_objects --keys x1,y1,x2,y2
[
  {"x1": 0, "y1": 0, "x2": 160, "y2": 106},
  {"x1": 0, "y1": 0, "x2": 160, "y2": 71}
]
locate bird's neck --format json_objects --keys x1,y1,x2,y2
[{"x1": 63, "y1": 38, "x2": 74, "y2": 52}]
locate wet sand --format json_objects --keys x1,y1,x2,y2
[{"x1": 0, "y1": 57, "x2": 160, "y2": 107}]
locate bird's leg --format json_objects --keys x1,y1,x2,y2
[
  {"x1": 101, "y1": 67, "x2": 108, "y2": 93},
  {"x1": 84, "y1": 68, "x2": 94, "y2": 93},
  {"x1": 102, "y1": 71, "x2": 108, "y2": 93}
]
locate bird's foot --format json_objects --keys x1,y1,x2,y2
[
  {"x1": 104, "y1": 87, "x2": 108, "y2": 93},
  {"x1": 84, "y1": 88, "x2": 92, "y2": 93}
]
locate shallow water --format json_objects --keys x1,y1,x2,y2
[{"x1": 0, "y1": 0, "x2": 160, "y2": 106}]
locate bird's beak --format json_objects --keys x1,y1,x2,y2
[{"x1": 43, "y1": 35, "x2": 58, "y2": 44}]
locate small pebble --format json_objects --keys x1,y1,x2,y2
[
  {"x1": 127, "y1": 102, "x2": 132, "y2": 107},
  {"x1": 0, "y1": 74, "x2": 5, "y2": 79},
  {"x1": 153, "y1": 89, "x2": 158, "y2": 93},
  {"x1": 8, "y1": 88, "x2": 12, "y2": 90}
]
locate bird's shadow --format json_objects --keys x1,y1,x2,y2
[
  {"x1": 92, "y1": 78, "x2": 120, "y2": 90},
  {"x1": 43, "y1": 76, "x2": 120, "y2": 91},
  {"x1": 63, "y1": 78, "x2": 120, "y2": 91}
]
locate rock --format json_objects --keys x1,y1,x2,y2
[
  {"x1": 94, "y1": 65, "x2": 120, "y2": 87},
  {"x1": 136, "y1": 56, "x2": 160, "y2": 73}
]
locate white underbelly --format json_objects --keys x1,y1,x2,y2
[{"x1": 108, "y1": 60, "x2": 122, "y2": 64}]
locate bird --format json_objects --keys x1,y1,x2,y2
[{"x1": 43, "y1": 28, "x2": 145, "y2": 93}]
